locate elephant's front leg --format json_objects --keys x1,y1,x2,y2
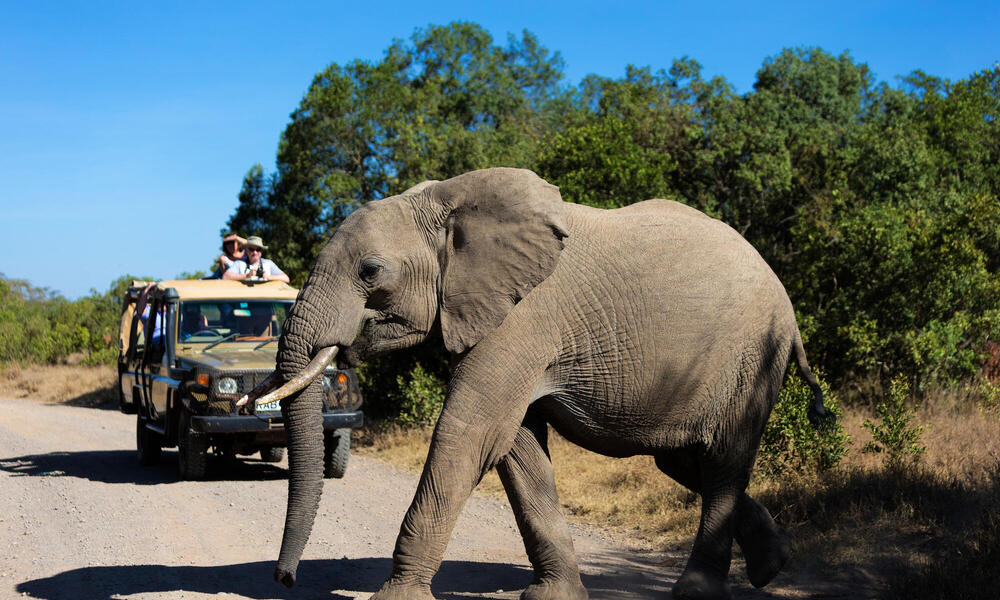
[
  {"x1": 496, "y1": 412, "x2": 588, "y2": 600},
  {"x1": 370, "y1": 398, "x2": 522, "y2": 600}
]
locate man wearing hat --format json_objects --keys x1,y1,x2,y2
[{"x1": 223, "y1": 236, "x2": 290, "y2": 283}]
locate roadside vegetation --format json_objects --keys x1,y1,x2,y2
[{"x1": 4, "y1": 21, "x2": 998, "y2": 599}]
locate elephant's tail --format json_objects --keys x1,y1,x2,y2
[{"x1": 792, "y1": 330, "x2": 833, "y2": 426}]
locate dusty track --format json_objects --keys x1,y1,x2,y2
[{"x1": 0, "y1": 396, "x2": 844, "y2": 599}]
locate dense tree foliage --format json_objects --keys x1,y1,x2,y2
[
  {"x1": 0, "y1": 274, "x2": 141, "y2": 366},
  {"x1": 222, "y1": 23, "x2": 998, "y2": 411}
]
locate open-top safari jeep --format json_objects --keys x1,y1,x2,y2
[{"x1": 117, "y1": 279, "x2": 363, "y2": 480}]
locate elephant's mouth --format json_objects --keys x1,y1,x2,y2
[{"x1": 346, "y1": 312, "x2": 428, "y2": 364}]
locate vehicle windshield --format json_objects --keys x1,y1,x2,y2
[{"x1": 178, "y1": 300, "x2": 292, "y2": 344}]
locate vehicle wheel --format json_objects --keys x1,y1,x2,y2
[
  {"x1": 136, "y1": 415, "x2": 162, "y2": 466},
  {"x1": 323, "y1": 429, "x2": 350, "y2": 479},
  {"x1": 177, "y1": 410, "x2": 208, "y2": 480},
  {"x1": 260, "y1": 447, "x2": 285, "y2": 463}
]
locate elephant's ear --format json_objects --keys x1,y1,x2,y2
[{"x1": 436, "y1": 168, "x2": 568, "y2": 354}]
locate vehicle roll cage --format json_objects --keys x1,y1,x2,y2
[{"x1": 121, "y1": 282, "x2": 179, "y2": 420}]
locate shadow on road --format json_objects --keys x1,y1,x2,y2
[
  {"x1": 13, "y1": 547, "x2": 824, "y2": 599},
  {"x1": 15, "y1": 558, "x2": 535, "y2": 600},
  {"x1": 0, "y1": 449, "x2": 288, "y2": 485},
  {"x1": 56, "y1": 384, "x2": 120, "y2": 411}
]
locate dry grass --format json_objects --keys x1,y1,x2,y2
[
  {"x1": 357, "y1": 394, "x2": 1000, "y2": 597},
  {"x1": 0, "y1": 363, "x2": 118, "y2": 407}
]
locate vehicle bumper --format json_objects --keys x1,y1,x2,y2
[{"x1": 191, "y1": 411, "x2": 363, "y2": 433}]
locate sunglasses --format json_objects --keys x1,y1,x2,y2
[{"x1": 246, "y1": 247, "x2": 263, "y2": 252}]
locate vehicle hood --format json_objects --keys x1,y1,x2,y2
[{"x1": 176, "y1": 348, "x2": 279, "y2": 371}]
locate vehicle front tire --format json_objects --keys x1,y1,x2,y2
[
  {"x1": 177, "y1": 410, "x2": 208, "y2": 480},
  {"x1": 259, "y1": 447, "x2": 285, "y2": 462},
  {"x1": 136, "y1": 415, "x2": 162, "y2": 466},
  {"x1": 323, "y1": 429, "x2": 350, "y2": 479}
]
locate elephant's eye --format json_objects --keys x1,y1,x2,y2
[{"x1": 359, "y1": 261, "x2": 383, "y2": 283}]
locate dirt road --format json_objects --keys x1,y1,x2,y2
[{"x1": 0, "y1": 396, "x2": 840, "y2": 599}]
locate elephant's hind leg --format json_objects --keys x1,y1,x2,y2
[
  {"x1": 654, "y1": 452, "x2": 789, "y2": 593},
  {"x1": 733, "y1": 495, "x2": 790, "y2": 588},
  {"x1": 496, "y1": 413, "x2": 588, "y2": 600},
  {"x1": 666, "y1": 449, "x2": 740, "y2": 600}
]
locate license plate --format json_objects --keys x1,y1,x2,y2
[{"x1": 257, "y1": 399, "x2": 281, "y2": 413}]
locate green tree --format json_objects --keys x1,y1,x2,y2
[
  {"x1": 227, "y1": 22, "x2": 565, "y2": 286},
  {"x1": 787, "y1": 66, "x2": 1000, "y2": 383}
]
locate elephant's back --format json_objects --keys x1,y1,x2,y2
[
  {"x1": 561, "y1": 199, "x2": 776, "y2": 292},
  {"x1": 560, "y1": 199, "x2": 794, "y2": 339}
]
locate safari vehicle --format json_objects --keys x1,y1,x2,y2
[{"x1": 117, "y1": 279, "x2": 363, "y2": 480}]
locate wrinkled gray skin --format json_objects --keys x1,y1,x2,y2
[{"x1": 273, "y1": 168, "x2": 827, "y2": 600}]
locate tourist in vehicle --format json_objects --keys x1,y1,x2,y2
[
  {"x1": 139, "y1": 303, "x2": 165, "y2": 346},
  {"x1": 180, "y1": 304, "x2": 208, "y2": 337},
  {"x1": 223, "y1": 235, "x2": 290, "y2": 283},
  {"x1": 209, "y1": 233, "x2": 246, "y2": 279}
]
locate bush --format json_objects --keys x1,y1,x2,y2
[
  {"x1": 0, "y1": 273, "x2": 143, "y2": 366},
  {"x1": 356, "y1": 341, "x2": 450, "y2": 427},
  {"x1": 393, "y1": 362, "x2": 446, "y2": 427},
  {"x1": 863, "y1": 375, "x2": 927, "y2": 467},
  {"x1": 977, "y1": 379, "x2": 1000, "y2": 417},
  {"x1": 757, "y1": 370, "x2": 850, "y2": 477}
]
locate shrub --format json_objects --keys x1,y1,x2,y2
[
  {"x1": 757, "y1": 370, "x2": 850, "y2": 477},
  {"x1": 863, "y1": 375, "x2": 927, "y2": 467},
  {"x1": 0, "y1": 273, "x2": 143, "y2": 367},
  {"x1": 355, "y1": 341, "x2": 450, "y2": 427},
  {"x1": 393, "y1": 362, "x2": 446, "y2": 427}
]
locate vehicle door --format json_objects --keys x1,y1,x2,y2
[{"x1": 141, "y1": 297, "x2": 176, "y2": 418}]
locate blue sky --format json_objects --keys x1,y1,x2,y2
[{"x1": 2, "y1": 1, "x2": 997, "y2": 299}]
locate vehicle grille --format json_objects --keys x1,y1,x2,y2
[
  {"x1": 206, "y1": 370, "x2": 273, "y2": 415},
  {"x1": 203, "y1": 369, "x2": 361, "y2": 415}
]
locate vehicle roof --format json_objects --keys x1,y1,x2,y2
[{"x1": 153, "y1": 279, "x2": 300, "y2": 301}]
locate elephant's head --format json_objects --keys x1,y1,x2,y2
[{"x1": 260, "y1": 167, "x2": 568, "y2": 587}]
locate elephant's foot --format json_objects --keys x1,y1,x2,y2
[
  {"x1": 521, "y1": 577, "x2": 588, "y2": 600},
  {"x1": 274, "y1": 567, "x2": 296, "y2": 588},
  {"x1": 734, "y1": 500, "x2": 791, "y2": 588},
  {"x1": 370, "y1": 579, "x2": 435, "y2": 600},
  {"x1": 737, "y1": 525, "x2": 790, "y2": 588},
  {"x1": 671, "y1": 561, "x2": 732, "y2": 600}
]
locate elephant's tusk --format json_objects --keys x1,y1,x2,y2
[
  {"x1": 235, "y1": 370, "x2": 280, "y2": 407},
  {"x1": 237, "y1": 345, "x2": 339, "y2": 408}
]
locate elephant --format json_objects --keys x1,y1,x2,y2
[{"x1": 242, "y1": 167, "x2": 829, "y2": 600}]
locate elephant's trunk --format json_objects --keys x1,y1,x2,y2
[{"x1": 272, "y1": 325, "x2": 335, "y2": 588}]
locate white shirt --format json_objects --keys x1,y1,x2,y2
[{"x1": 226, "y1": 258, "x2": 286, "y2": 278}]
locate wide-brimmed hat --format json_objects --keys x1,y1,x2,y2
[
  {"x1": 245, "y1": 235, "x2": 268, "y2": 250},
  {"x1": 222, "y1": 233, "x2": 247, "y2": 248}
]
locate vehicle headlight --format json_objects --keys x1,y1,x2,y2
[
  {"x1": 323, "y1": 372, "x2": 354, "y2": 409},
  {"x1": 216, "y1": 377, "x2": 238, "y2": 395}
]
